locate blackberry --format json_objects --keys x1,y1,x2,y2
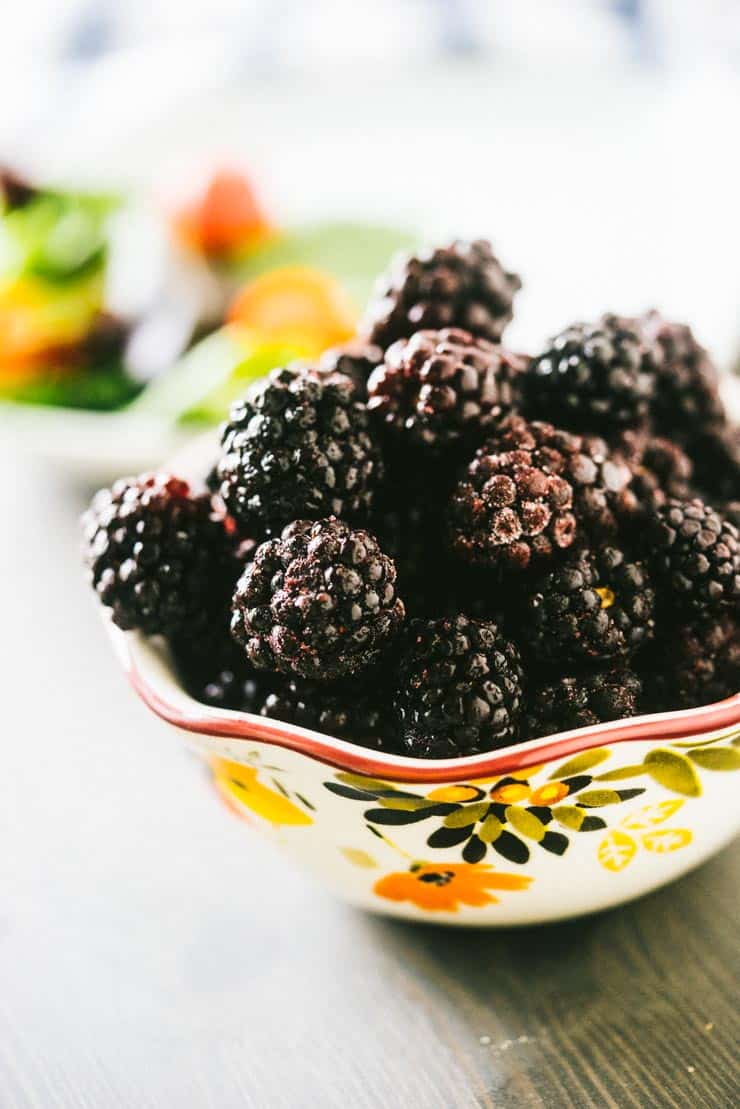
[
  {"x1": 523, "y1": 546, "x2": 656, "y2": 664},
  {"x1": 689, "y1": 424, "x2": 740, "y2": 504},
  {"x1": 360, "y1": 239, "x2": 521, "y2": 349},
  {"x1": 231, "y1": 517, "x2": 405, "y2": 681},
  {"x1": 470, "y1": 415, "x2": 633, "y2": 545},
  {"x1": 615, "y1": 431, "x2": 694, "y2": 522},
  {"x1": 641, "y1": 614, "x2": 740, "y2": 711},
  {"x1": 524, "y1": 666, "x2": 642, "y2": 739},
  {"x1": 367, "y1": 328, "x2": 524, "y2": 451},
  {"x1": 394, "y1": 615, "x2": 524, "y2": 758},
  {"x1": 173, "y1": 631, "x2": 262, "y2": 711},
  {"x1": 82, "y1": 473, "x2": 236, "y2": 636},
  {"x1": 449, "y1": 440, "x2": 578, "y2": 572},
  {"x1": 639, "y1": 311, "x2": 726, "y2": 436},
  {"x1": 645, "y1": 498, "x2": 740, "y2": 613},
  {"x1": 524, "y1": 316, "x2": 656, "y2": 431},
  {"x1": 318, "y1": 339, "x2": 383, "y2": 401},
  {"x1": 371, "y1": 500, "x2": 456, "y2": 617},
  {"x1": 213, "y1": 366, "x2": 383, "y2": 537},
  {"x1": 257, "y1": 669, "x2": 396, "y2": 749}
]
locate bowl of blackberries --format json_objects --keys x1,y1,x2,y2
[{"x1": 84, "y1": 240, "x2": 740, "y2": 925}]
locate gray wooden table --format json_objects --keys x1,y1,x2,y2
[{"x1": 2, "y1": 457, "x2": 739, "y2": 1109}]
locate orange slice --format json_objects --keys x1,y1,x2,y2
[{"x1": 227, "y1": 265, "x2": 357, "y2": 356}]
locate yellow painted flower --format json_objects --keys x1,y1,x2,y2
[
  {"x1": 374, "y1": 862, "x2": 532, "y2": 912},
  {"x1": 212, "y1": 758, "x2": 312, "y2": 826}
]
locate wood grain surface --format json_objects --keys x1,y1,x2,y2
[{"x1": 2, "y1": 460, "x2": 739, "y2": 1109}]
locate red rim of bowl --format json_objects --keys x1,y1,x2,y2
[{"x1": 118, "y1": 627, "x2": 740, "y2": 784}]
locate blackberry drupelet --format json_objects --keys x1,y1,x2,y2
[
  {"x1": 394, "y1": 615, "x2": 524, "y2": 758},
  {"x1": 214, "y1": 366, "x2": 383, "y2": 536},
  {"x1": 360, "y1": 239, "x2": 521, "y2": 350},
  {"x1": 367, "y1": 328, "x2": 524, "y2": 450},
  {"x1": 523, "y1": 546, "x2": 656, "y2": 664},
  {"x1": 640, "y1": 311, "x2": 726, "y2": 436},
  {"x1": 641, "y1": 614, "x2": 740, "y2": 711},
  {"x1": 524, "y1": 666, "x2": 642, "y2": 739},
  {"x1": 645, "y1": 498, "x2": 740, "y2": 613},
  {"x1": 82, "y1": 473, "x2": 236, "y2": 636},
  {"x1": 231, "y1": 517, "x2": 405, "y2": 681},
  {"x1": 524, "y1": 316, "x2": 656, "y2": 431},
  {"x1": 449, "y1": 440, "x2": 578, "y2": 572},
  {"x1": 318, "y1": 339, "x2": 383, "y2": 401},
  {"x1": 723, "y1": 502, "x2": 740, "y2": 530}
]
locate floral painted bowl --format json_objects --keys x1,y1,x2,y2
[{"x1": 108, "y1": 622, "x2": 740, "y2": 926}]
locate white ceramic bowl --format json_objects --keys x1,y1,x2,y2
[{"x1": 106, "y1": 623, "x2": 740, "y2": 926}]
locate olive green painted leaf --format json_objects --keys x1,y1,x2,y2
[
  {"x1": 340, "y1": 847, "x2": 377, "y2": 868},
  {"x1": 443, "y1": 802, "x2": 489, "y2": 828},
  {"x1": 642, "y1": 828, "x2": 692, "y2": 853},
  {"x1": 575, "y1": 789, "x2": 626, "y2": 808},
  {"x1": 552, "y1": 805, "x2": 585, "y2": 831},
  {"x1": 549, "y1": 749, "x2": 611, "y2": 780},
  {"x1": 336, "y1": 773, "x2": 394, "y2": 792},
  {"x1": 595, "y1": 764, "x2": 648, "y2": 782},
  {"x1": 505, "y1": 805, "x2": 546, "y2": 842},
  {"x1": 376, "y1": 796, "x2": 435, "y2": 812},
  {"x1": 621, "y1": 799, "x2": 685, "y2": 830},
  {"x1": 644, "y1": 749, "x2": 701, "y2": 797},
  {"x1": 598, "y1": 830, "x2": 637, "y2": 872},
  {"x1": 479, "y1": 813, "x2": 503, "y2": 843},
  {"x1": 689, "y1": 747, "x2": 740, "y2": 771}
]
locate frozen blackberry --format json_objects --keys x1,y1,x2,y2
[
  {"x1": 318, "y1": 339, "x2": 383, "y2": 401},
  {"x1": 257, "y1": 669, "x2": 396, "y2": 748},
  {"x1": 360, "y1": 239, "x2": 521, "y2": 349},
  {"x1": 524, "y1": 316, "x2": 656, "y2": 431},
  {"x1": 371, "y1": 500, "x2": 456, "y2": 617},
  {"x1": 394, "y1": 615, "x2": 524, "y2": 758},
  {"x1": 639, "y1": 311, "x2": 726, "y2": 436},
  {"x1": 367, "y1": 328, "x2": 524, "y2": 451},
  {"x1": 173, "y1": 631, "x2": 262, "y2": 711},
  {"x1": 615, "y1": 431, "x2": 694, "y2": 523},
  {"x1": 231, "y1": 517, "x2": 405, "y2": 681},
  {"x1": 82, "y1": 473, "x2": 236, "y2": 636},
  {"x1": 214, "y1": 366, "x2": 383, "y2": 536},
  {"x1": 474, "y1": 415, "x2": 633, "y2": 545},
  {"x1": 449, "y1": 441, "x2": 578, "y2": 571},
  {"x1": 523, "y1": 547, "x2": 656, "y2": 664},
  {"x1": 689, "y1": 424, "x2": 740, "y2": 504},
  {"x1": 524, "y1": 666, "x2": 642, "y2": 739},
  {"x1": 645, "y1": 498, "x2": 740, "y2": 614},
  {"x1": 641, "y1": 614, "x2": 740, "y2": 711}
]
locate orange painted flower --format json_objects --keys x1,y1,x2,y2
[{"x1": 374, "y1": 862, "x2": 532, "y2": 912}]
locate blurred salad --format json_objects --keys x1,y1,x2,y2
[{"x1": 0, "y1": 165, "x2": 415, "y2": 427}]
